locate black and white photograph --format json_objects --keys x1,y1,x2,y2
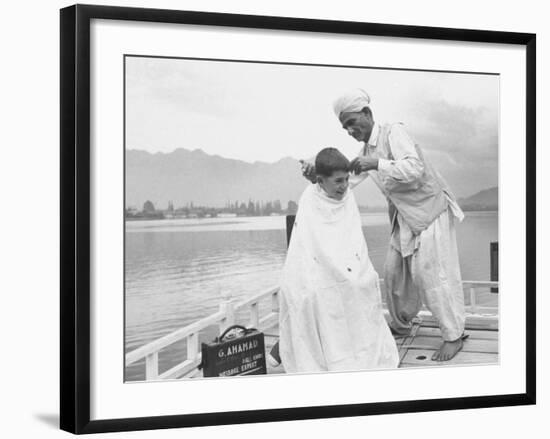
[
  {"x1": 2, "y1": 0, "x2": 546, "y2": 436},
  {"x1": 123, "y1": 55, "x2": 499, "y2": 382}
]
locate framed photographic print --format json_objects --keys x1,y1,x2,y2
[{"x1": 60, "y1": 4, "x2": 536, "y2": 434}]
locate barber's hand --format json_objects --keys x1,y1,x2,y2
[
  {"x1": 299, "y1": 159, "x2": 317, "y2": 183},
  {"x1": 349, "y1": 156, "x2": 379, "y2": 174}
]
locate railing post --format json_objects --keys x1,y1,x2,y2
[
  {"x1": 187, "y1": 332, "x2": 199, "y2": 361},
  {"x1": 219, "y1": 291, "x2": 235, "y2": 334},
  {"x1": 469, "y1": 287, "x2": 478, "y2": 314},
  {"x1": 145, "y1": 352, "x2": 159, "y2": 380},
  {"x1": 271, "y1": 290, "x2": 279, "y2": 313},
  {"x1": 249, "y1": 302, "x2": 260, "y2": 329}
]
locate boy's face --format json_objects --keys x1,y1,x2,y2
[{"x1": 319, "y1": 170, "x2": 349, "y2": 200}]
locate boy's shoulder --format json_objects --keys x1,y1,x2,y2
[{"x1": 298, "y1": 182, "x2": 316, "y2": 204}]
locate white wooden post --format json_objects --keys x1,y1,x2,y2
[
  {"x1": 219, "y1": 291, "x2": 235, "y2": 334},
  {"x1": 469, "y1": 287, "x2": 478, "y2": 314},
  {"x1": 187, "y1": 332, "x2": 199, "y2": 361},
  {"x1": 271, "y1": 290, "x2": 279, "y2": 313},
  {"x1": 249, "y1": 302, "x2": 260, "y2": 328},
  {"x1": 145, "y1": 352, "x2": 159, "y2": 380}
]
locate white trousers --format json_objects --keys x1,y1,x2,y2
[{"x1": 384, "y1": 209, "x2": 465, "y2": 341}]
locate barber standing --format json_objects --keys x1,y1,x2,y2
[{"x1": 302, "y1": 88, "x2": 467, "y2": 361}]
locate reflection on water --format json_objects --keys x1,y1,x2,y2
[{"x1": 125, "y1": 211, "x2": 498, "y2": 381}]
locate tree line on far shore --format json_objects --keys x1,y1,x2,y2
[
  {"x1": 125, "y1": 199, "x2": 299, "y2": 220},
  {"x1": 126, "y1": 196, "x2": 497, "y2": 220}
]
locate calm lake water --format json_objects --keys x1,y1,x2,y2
[{"x1": 124, "y1": 211, "x2": 498, "y2": 381}]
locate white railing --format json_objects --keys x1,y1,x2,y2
[
  {"x1": 461, "y1": 280, "x2": 498, "y2": 314},
  {"x1": 378, "y1": 279, "x2": 498, "y2": 315},
  {"x1": 125, "y1": 287, "x2": 280, "y2": 381},
  {"x1": 126, "y1": 280, "x2": 497, "y2": 381}
]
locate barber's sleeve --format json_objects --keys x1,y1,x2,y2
[
  {"x1": 349, "y1": 170, "x2": 369, "y2": 189},
  {"x1": 300, "y1": 156, "x2": 317, "y2": 184},
  {"x1": 349, "y1": 146, "x2": 370, "y2": 189},
  {"x1": 377, "y1": 124, "x2": 424, "y2": 183}
]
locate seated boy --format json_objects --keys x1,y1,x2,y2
[{"x1": 276, "y1": 148, "x2": 399, "y2": 373}]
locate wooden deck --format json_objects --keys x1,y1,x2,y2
[
  {"x1": 264, "y1": 317, "x2": 498, "y2": 374},
  {"x1": 396, "y1": 322, "x2": 498, "y2": 368},
  {"x1": 126, "y1": 282, "x2": 499, "y2": 381}
]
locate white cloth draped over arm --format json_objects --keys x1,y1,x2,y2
[
  {"x1": 348, "y1": 167, "x2": 369, "y2": 189},
  {"x1": 348, "y1": 143, "x2": 371, "y2": 189},
  {"x1": 377, "y1": 124, "x2": 424, "y2": 183}
]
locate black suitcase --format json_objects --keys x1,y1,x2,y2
[{"x1": 200, "y1": 325, "x2": 267, "y2": 377}]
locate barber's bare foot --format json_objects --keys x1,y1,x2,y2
[{"x1": 432, "y1": 338, "x2": 464, "y2": 361}]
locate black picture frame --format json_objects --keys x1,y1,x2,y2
[{"x1": 60, "y1": 4, "x2": 536, "y2": 434}]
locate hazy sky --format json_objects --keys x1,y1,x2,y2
[{"x1": 125, "y1": 56, "x2": 498, "y2": 198}]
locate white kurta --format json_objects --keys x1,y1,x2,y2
[
  {"x1": 279, "y1": 183, "x2": 399, "y2": 373},
  {"x1": 350, "y1": 122, "x2": 466, "y2": 341}
]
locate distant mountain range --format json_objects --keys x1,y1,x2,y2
[
  {"x1": 125, "y1": 148, "x2": 498, "y2": 211},
  {"x1": 458, "y1": 187, "x2": 498, "y2": 211},
  {"x1": 126, "y1": 148, "x2": 310, "y2": 210}
]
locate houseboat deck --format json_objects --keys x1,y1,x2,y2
[
  {"x1": 191, "y1": 314, "x2": 499, "y2": 378},
  {"x1": 126, "y1": 281, "x2": 498, "y2": 381},
  {"x1": 265, "y1": 320, "x2": 498, "y2": 374}
]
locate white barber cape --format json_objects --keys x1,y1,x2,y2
[{"x1": 279, "y1": 183, "x2": 399, "y2": 373}]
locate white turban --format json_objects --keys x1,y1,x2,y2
[{"x1": 333, "y1": 88, "x2": 371, "y2": 117}]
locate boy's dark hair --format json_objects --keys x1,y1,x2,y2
[{"x1": 315, "y1": 147, "x2": 350, "y2": 177}]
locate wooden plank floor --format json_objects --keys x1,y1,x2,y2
[
  {"x1": 264, "y1": 319, "x2": 498, "y2": 374},
  {"x1": 397, "y1": 321, "x2": 498, "y2": 368},
  {"x1": 188, "y1": 317, "x2": 498, "y2": 378}
]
